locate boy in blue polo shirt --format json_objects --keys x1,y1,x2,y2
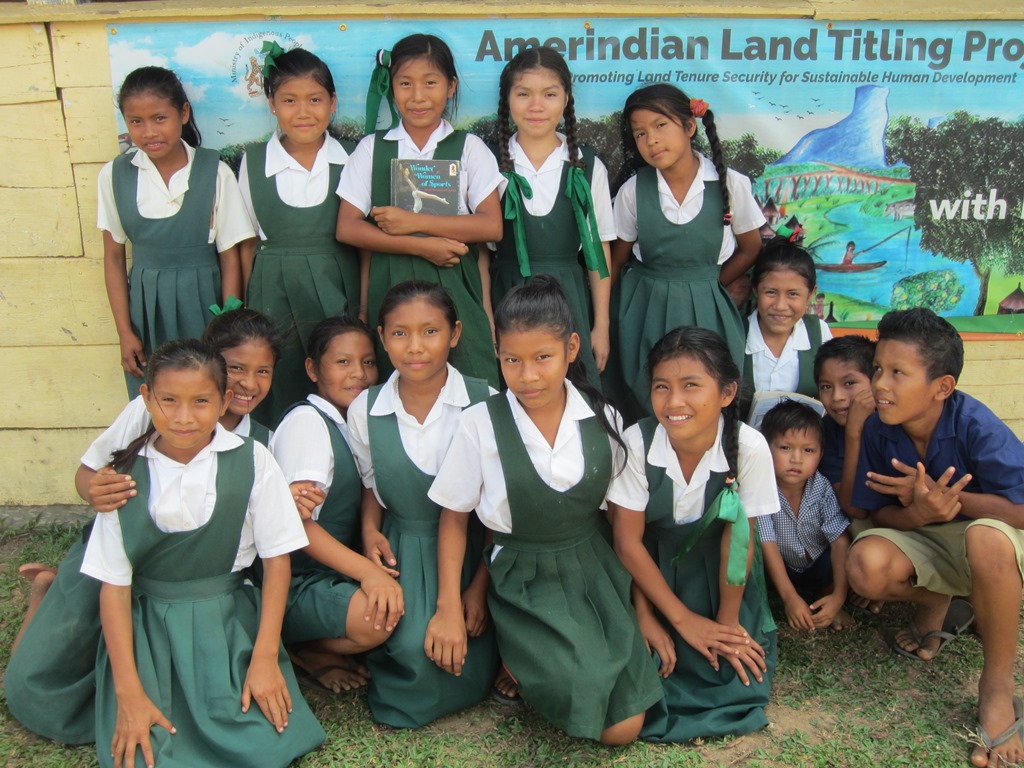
[{"x1": 846, "y1": 308, "x2": 1024, "y2": 768}]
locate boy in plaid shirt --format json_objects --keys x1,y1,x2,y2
[{"x1": 758, "y1": 400, "x2": 852, "y2": 631}]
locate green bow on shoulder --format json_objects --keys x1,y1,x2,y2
[
  {"x1": 565, "y1": 166, "x2": 609, "y2": 279},
  {"x1": 261, "y1": 40, "x2": 286, "y2": 80},
  {"x1": 672, "y1": 481, "x2": 750, "y2": 586},
  {"x1": 364, "y1": 49, "x2": 399, "y2": 134},
  {"x1": 209, "y1": 295, "x2": 244, "y2": 316},
  {"x1": 501, "y1": 171, "x2": 534, "y2": 279}
]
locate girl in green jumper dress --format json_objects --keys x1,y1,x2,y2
[
  {"x1": 609, "y1": 327, "x2": 779, "y2": 743},
  {"x1": 271, "y1": 316, "x2": 403, "y2": 694},
  {"x1": 337, "y1": 34, "x2": 502, "y2": 388},
  {"x1": 81, "y1": 340, "x2": 323, "y2": 768},
  {"x1": 240, "y1": 46, "x2": 362, "y2": 427},
  {"x1": 742, "y1": 237, "x2": 832, "y2": 415},
  {"x1": 606, "y1": 84, "x2": 765, "y2": 423},
  {"x1": 427, "y1": 277, "x2": 664, "y2": 744},
  {"x1": 99, "y1": 67, "x2": 250, "y2": 398},
  {"x1": 491, "y1": 47, "x2": 614, "y2": 387},
  {"x1": 5, "y1": 310, "x2": 280, "y2": 746},
  {"x1": 346, "y1": 280, "x2": 497, "y2": 728}
]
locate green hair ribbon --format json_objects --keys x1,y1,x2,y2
[
  {"x1": 209, "y1": 295, "x2": 244, "y2": 316},
  {"x1": 260, "y1": 40, "x2": 287, "y2": 80},
  {"x1": 364, "y1": 49, "x2": 399, "y2": 134},
  {"x1": 672, "y1": 482, "x2": 751, "y2": 586},
  {"x1": 565, "y1": 167, "x2": 609, "y2": 279},
  {"x1": 501, "y1": 171, "x2": 534, "y2": 279}
]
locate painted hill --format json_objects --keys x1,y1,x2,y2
[{"x1": 775, "y1": 85, "x2": 890, "y2": 168}]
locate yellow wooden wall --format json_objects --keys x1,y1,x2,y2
[{"x1": 0, "y1": 3, "x2": 1022, "y2": 504}]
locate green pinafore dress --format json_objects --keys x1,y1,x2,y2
[
  {"x1": 94, "y1": 441, "x2": 325, "y2": 768},
  {"x1": 634, "y1": 418, "x2": 777, "y2": 743},
  {"x1": 4, "y1": 416, "x2": 270, "y2": 745},
  {"x1": 369, "y1": 131, "x2": 498, "y2": 388},
  {"x1": 245, "y1": 140, "x2": 361, "y2": 427},
  {"x1": 112, "y1": 147, "x2": 222, "y2": 399},
  {"x1": 740, "y1": 314, "x2": 824, "y2": 417},
  {"x1": 364, "y1": 378, "x2": 497, "y2": 728},
  {"x1": 485, "y1": 395, "x2": 664, "y2": 740},
  {"x1": 4, "y1": 525, "x2": 100, "y2": 744},
  {"x1": 492, "y1": 148, "x2": 603, "y2": 388},
  {"x1": 281, "y1": 402, "x2": 362, "y2": 644},
  {"x1": 607, "y1": 168, "x2": 746, "y2": 422}
]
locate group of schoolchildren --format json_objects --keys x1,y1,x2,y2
[{"x1": 3, "y1": 29, "x2": 1023, "y2": 768}]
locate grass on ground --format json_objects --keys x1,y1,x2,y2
[{"x1": 0, "y1": 524, "x2": 1016, "y2": 767}]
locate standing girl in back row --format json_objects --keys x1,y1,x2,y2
[
  {"x1": 490, "y1": 46, "x2": 615, "y2": 387},
  {"x1": 606, "y1": 83, "x2": 764, "y2": 422},
  {"x1": 240, "y1": 45, "x2": 361, "y2": 426},
  {"x1": 98, "y1": 66, "x2": 253, "y2": 397},
  {"x1": 337, "y1": 33, "x2": 502, "y2": 388}
]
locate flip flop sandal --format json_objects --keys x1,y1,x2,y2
[
  {"x1": 974, "y1": 695, "x2": 1024, "y2": 758},
  {"x1": 893, "y1": 598, "x2": 976, "y2": 661},
  {"x1": 491, "y1": 665, "x2": 523, "y2": 707}
]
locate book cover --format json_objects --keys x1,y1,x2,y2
[{"x1": 390, "y1": 158, "x2": 461, "y2": 216}]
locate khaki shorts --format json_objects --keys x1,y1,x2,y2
[{"x1": 854, "y1": 519, "x2": 1024, "y2": 596}]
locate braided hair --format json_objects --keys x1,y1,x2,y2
[
  {"x1": 622, "y1": 83, "x2": 731, "y2": 226},
  {"x1": 497, "y1": 47, "x2": 584, "y2": 174},
  {"x1": 647, "y1": 327, "x2": 741, "y2": 481}
]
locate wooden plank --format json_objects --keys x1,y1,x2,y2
[
  {"x1": 62, "y1": 86, "x2": 119, "y2": 164},
  {"x1": 74, "y1": 162, "x2": 106, "y2": 261},
  {"x1": 0, "y1": 24, "x2": 55, "y2": 104},
  {"x1": 0, "y1": 100, "x2": 73, "y2": 188},
  {"x1": 958, "y1": 359, "x2": 1024, "y2": 388},
  {"x1": 0, "y1": 345, "x2": 126, "y2": 428},
  {"x1": 0, "y1": 258, "x2": 117, "y2": 347},
  {"x1": 0, "y1": 186, "x2": 82, "y2": 257},
  {"x1": 0, "y1": 428, "x2": 101, "y2": 505},
  {"x1": 49, "y1": 21, "x2": 110, "y2": 89},
  {"x1": 964, "y1": 340, "x2": 1024, "y2": 362},
  {"x1": 955, "y1": 384, "x2": 1023, "y2": 423}
]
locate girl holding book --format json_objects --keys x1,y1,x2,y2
[{"x1": 336, "y1": 33, "x2": 502, "y2": 388}]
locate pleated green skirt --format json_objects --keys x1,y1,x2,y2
[
  {"x1": 95, "y1": 573, "x2": 324, "y2": 767},
  {"x1": 487, "y1": 529, "x2": 664, "y2": 740},
  {"x1": 641, "y1": 518, "x2": 777, "y2": 743},
  {"x1": 247, "y1": 245, "x2": 359, "y2": 427},
  {"x1": 4, "y1": 536, "x2": 100, "y2": 744}
]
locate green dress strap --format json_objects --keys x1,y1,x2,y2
[
  {"x1": 248, "y1": 418, "x2": 271, "y2": 447},
  {"x1": 244, "y1": 138, "x2": 360, "y2": 426},
  {"x1": 487, "y1": 394, "x2": 610, "y2": 548},
  {"x1": 118, "y1": 439, "x2": 255, "y2": 582},
  {"x1": 111, "y1": 147, "x2": 220, "y2": 269},
  {"x1": 282, "y1": 401, "x2": 362, "y2": 575},
  {"x1": 741, "y1": 313, "x2": 824, "y2": 411}
]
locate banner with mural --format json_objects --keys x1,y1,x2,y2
[{"x1": 107, "y1": 18, "x2": 1024, "y2": 331}]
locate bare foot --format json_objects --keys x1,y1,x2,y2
[
  {"x1": 971, "y1": 691, "x2": 1024, "y2": 767},
  {"x1": 290, "y1": 650, "x2": 370, "y2": 693},
  {"x1": 894, "y1": 602, "x2": 950, "y2": 661},
  {"x1": 830, "y1": 608, "x2": 853, "y2": 631},
  {"x1": 18, "y1": 562, "x2": 57, "y2": 582},
  {"x1": 848, "y1": 590, "x2": 884, "y2": 614}
]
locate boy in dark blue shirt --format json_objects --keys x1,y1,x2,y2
[{"x1": 847, "y1": 308, "x2": 1024, "y2": 768}]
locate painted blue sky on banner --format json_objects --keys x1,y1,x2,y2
[{"x1": 107, "y1": 19, "x2": 1024, "y2": 325}]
